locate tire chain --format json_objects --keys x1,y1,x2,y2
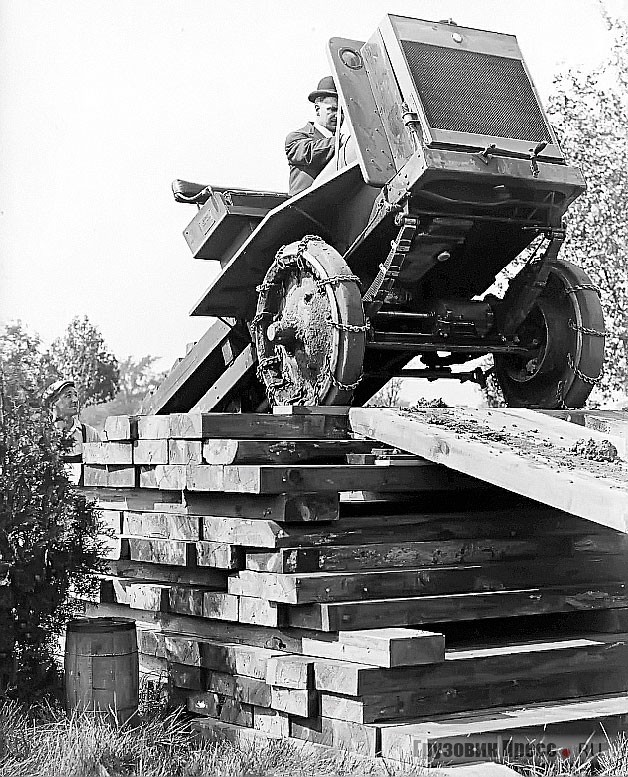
[
  {"x1": 254, "y1": 235, "x2": 364, "y2": 403},
  {"x1": 568, "y1": 320, "x2": 608, "y2": 337},
  {"x1": 566, "y1": 351, "x2": 603, "y2": 385},
  {"x1": 563, "y1": 283, "x2": 601, "y2": 296}
]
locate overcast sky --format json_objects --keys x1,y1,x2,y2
[{"x1": 0, "y1": 0, "x2": 624, "y2": 390}]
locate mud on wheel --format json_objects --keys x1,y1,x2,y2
[
  {"x1": 252, "y1": 236, "x2": 366, "y2": 407},
  {"x1": 494, "y1": 259, "x2": 605, "y2": 408}
]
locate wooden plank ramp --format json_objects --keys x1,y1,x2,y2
[
  {"x1": 79, "y1": 407, "x2": 628, "y2": 768},
  {"x1": 140, "y1": 320, "x2": 256, "y2": 415},
  {"x1": 349, "y1": 407, "x2": 628, "y2": 532}
]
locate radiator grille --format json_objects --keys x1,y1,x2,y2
[{"x1": 401, "y1": 40, "x2": 552, "y2": 143}]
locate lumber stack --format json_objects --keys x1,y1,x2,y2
[{"x1": 80, "y1": 407, "x2": 628, "y2": 766}]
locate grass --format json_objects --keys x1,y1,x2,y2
[
  {"x1": 504, "y1": 732, "x2": 628, "y2": 777},
  {"x1": 0, "y1": 698, "x2": 433, "y2": 777},
  {"x1": 0, "y1": 690, "x2": 627, "y2": 777}
]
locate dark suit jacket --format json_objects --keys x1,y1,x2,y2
[{"x1": 285, "y1": 122, "x2": 335, "y2": 196}]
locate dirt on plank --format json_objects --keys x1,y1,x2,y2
[
  {"x1": 398, "y1": 407, "x2": 628, "y2": 484},
  {"x1": 570, "y1": 438, "x2": 619, "y2": 462}
]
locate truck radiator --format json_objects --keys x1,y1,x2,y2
[{"x1": 400, "y1": 40, "x2": 553, "y2": 144}]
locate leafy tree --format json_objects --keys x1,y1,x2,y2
[
  {"x1": 366, "y1": 377, "x2": 404, "y2": 407},
  {"x1": 482, "y1": 16, "x2": 628, "y2": 406},
  {"x1": 116, "y1": 355, "x2": 166, "y2": 406},
  {"x1": 0, "y1": 339, "x2": 105, "y2": 700},
  {"x1": 546, "y1": 16, "x2": 628, "y2": 401},
  {"x1": 48, "y1": 316, "x2": 119, "y2": 406},
  {"x1": 81, "y1": 355, "x2": 166, "y2": 429},
  {"x1": 0, "y1": 322, "x2": 52, "y2": 395}
]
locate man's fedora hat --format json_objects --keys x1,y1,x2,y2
[
  {"x1": 308, "y1": 76, "x2": 337, "y2": 102},
  {"x1": 43, "y1": 378, "x2": 75, "y2": 406}
]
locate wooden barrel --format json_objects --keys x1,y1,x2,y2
[{"x1": 64, "y1": 617, "x2": 139, "y2": 724}]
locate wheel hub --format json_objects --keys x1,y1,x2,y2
[
  {"x1": 252, "y1": 236, "x2": 366, "y2": 407},
  {"x1": 494, "y1": 260, "x2": 605, "y2": 408}
]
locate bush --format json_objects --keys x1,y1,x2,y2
[{"x1": 0, "y1": 357, "x2": 106, "y2": 700}]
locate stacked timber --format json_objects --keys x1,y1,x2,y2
[{"x1": 80, "y1": 407, "x2": 628, "y2": 766}]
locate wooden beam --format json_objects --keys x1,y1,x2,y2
[
  {"x1": 141, "y1": 318, "x2": 238, "y2": 415},
  {"x1": 272, "y1": 406, "x2": 350, "y2": 416},
  {"x1": 202, "y1": 438, "x2": 373, "y2": 465},
  {"x1": 127, "y1": 538, "x2": 195, "y2": 567},
  {"x1": 206, "y1": 671, "x2": 272, "y2": 707},
  {"x1": 203, "y1": 592, "x2": 240, "y2": 621},
  {"x1": 195, "y1": 541, "x2": 243, "y2": 570},
  {"x1": 201, "y1": 516, "x2": 286, "y2": 548},
  {"x1": 82, "y1": 486, "x2": 182, "y2": 510},
  {"x1": 190, "y1": 344, "x2": 257, "y2": 413},
  {"x1": 132, "y1": 439, "x2": 169, "y2": 465},
  {"x1": 266, "y1": 655, "x2": 314, "y2": 689},
  {"x1": 289, "y1": 715, "x2": 378, "y2": 757},
  {"x1": 313, "y1": 633, "x2": 628, "y2": 695},
  {"x1": 83, "y1": 465, "x2": 136, "y2": 488},
  {"x1": 165, "y1": 636, "x2": 202, "y2": 665},
  {"x1": 254, "y1": 709, "x2": 290, "y2": 737},
  {"x1": 218, "y1": 462, "x2": 477, "y2": 494},
  {"x1": 204, "y1": 507, "x2": 596, "y2": 551},
  {"x1": 228, "y1": 557, "x2": 627, "y2": 604},
  {"x1": 169, "y1": 440, "x2": 203, "y2": 465},
  {"x1": 379, "y1": 694, "x2": 628, "y2": 764},
  {"x1": 137, "y1": 627, "x2": 166, "y2": 658},
  {"x1": 137, "y1": 416, "x2": 171, "y2": 439},
  {"x1": 103, "y1": 415, "x2": 138, "y2": 441},
  {"x1": 454, "y1": 406, "x2": 627, "y2": 459},
  {"x1": 321, "y1": 661, "x2": 628, "y2": 723},
  {"x1": 127, "y1": 583, "x2": 170, "y2": 612},
  {"x1": 81, "y1": 601, "x2": 302, "y2": 653},
  {"x1": 169, "y1": 662, "x2": 204, "y2": 690},
  {"x1": 238, "y1": 596, "x2": 281, "y2": 627},
  {"x1": 170, "y1": 413, "x2": 350, "y2": 440},
  {"x1": 288, "y1": 583, "x2": 628, "y2": 631},
  {"x1": 270, "y1": 687, "x2": 317, "y2": 717},
  {"x1": 244, "y1": 536, "x2": 569, "y2": 573},
  {"x1": 171, "y1": 492, "x2": 338, "y2": 522},
  {"x1": 349, "y1": 408, "x2": 628, "y2": 531},
  {"x1": 103, "y1": 559, "x2": 227, "y2": 588},
  {"x1": 301, "y1": 628, "x2": 444, "y2": 668},
  {"x1": 169, "y1": 586, "x2": 212, "y2": 617},
  {"x1": 83, "y1": 442, "x2": 133, "y2": 465},
  {"x1": 199, "y1": 641, "x2": 283, "y2": 679},
  {"x1": 123, "y1": 511, "x2": 200, "y2": 540},
  {"x1": 139, "y1": 464, "x2": 187, "y2": 490}
]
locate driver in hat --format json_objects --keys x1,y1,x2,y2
[{"x1": 285, "y1": 76, "x2": 338, "y2": 196}]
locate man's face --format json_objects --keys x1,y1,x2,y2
[
  {"x1": 53, "y1": 386, "x2": 79, "y2": 421},
  {"x1": 315, "y1": 97, "x2": 338, "y2": 132}
]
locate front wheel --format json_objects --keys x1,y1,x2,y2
[
  {"x1": 494, "y1": 260, "x2": 605, "y2": 408},
  {"x1": 252, "y1": 236, "x2": 366, "y2": 407}
]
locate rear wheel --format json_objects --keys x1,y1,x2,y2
[
  {"x1": 252, "y1": 236, "x2": 366, "y2": 407},
  {"x1": 494, "y1": 260, "x2": 605, "y2": 408}
]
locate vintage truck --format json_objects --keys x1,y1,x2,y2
[{"x1": 160, "y1": 13, "x2": 604, "y2": 413}]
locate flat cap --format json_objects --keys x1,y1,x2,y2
[{"x1": 43, "y1": 378, "x2": 75, "y2": 406}]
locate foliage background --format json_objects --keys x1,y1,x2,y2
[
  {"x1": 0, "y1": 327, "x2": 107, "y2": 699},
  {"x1": 545, "y1": 16, "x2": 628, "y2": 402},
  {"x1": 474, "y1": 17, "x2": 628, "y2": 408}
]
